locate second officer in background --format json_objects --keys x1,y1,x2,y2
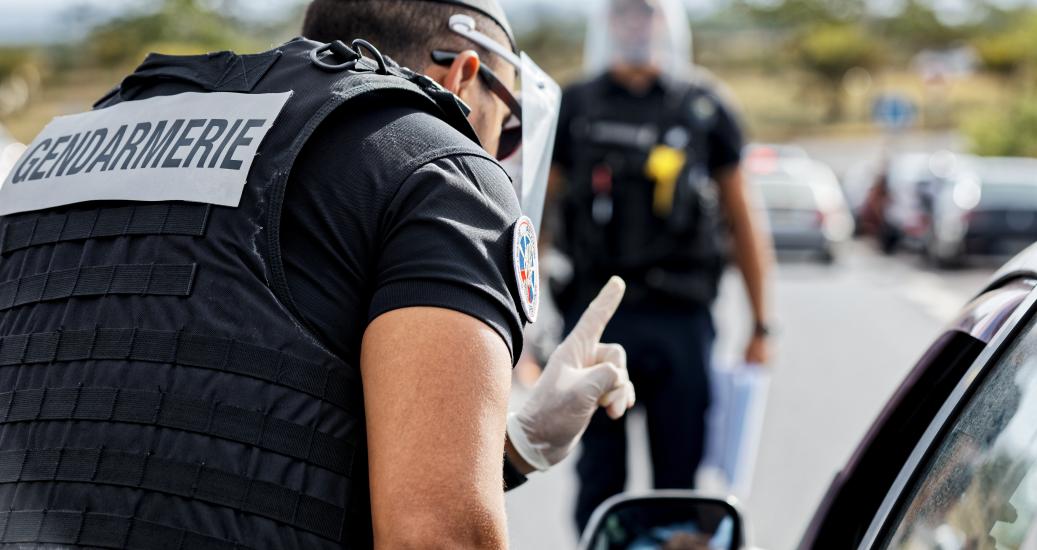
[{"x1": 549, "y1": 0, "x2": 776, "y2": 532}]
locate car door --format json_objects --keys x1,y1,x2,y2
[
  {"x1": 800, "y1": 278, "x2": 1035, "y2": 549},
  {"x1": 857, "y1": 281, "x2": 1037, "y2": 548}
]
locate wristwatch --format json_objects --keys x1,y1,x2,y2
[
  {"x1": 753, "y1": 321, "x2": 772, "y2": 338},
  {"x1": 503, "y1": 455, "x2": 529, "y2": 490}
]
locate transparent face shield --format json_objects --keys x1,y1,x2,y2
[
  {"x1": 583, "y1": 0, "x2": 693, "y2": 78},
  {"x1": 448, "y1": 15, "x2": 562, "y2": 231}
]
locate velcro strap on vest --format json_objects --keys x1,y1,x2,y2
[
  {"x1": 0, "y1": 264, "x2": 197, "y2": 312},
  {"x1": 0, "y1": 387, "x2": 353, "y2": 476},
  {"x1": 0, "y1": 328, "x2": 358, "y2": 416},
  {"x1": 0, "y1": 447, "x2": 344, "y2": 542},
  {"x1": 0, "y1": 509, "x2": 248, "y2": 549},
  {"x1": 0, "y1": 204, "x2": 211, "y2": 256}
]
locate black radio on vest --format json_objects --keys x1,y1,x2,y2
[{"x1": 0, "y1": 38, "x2": 484, "y2": 549}]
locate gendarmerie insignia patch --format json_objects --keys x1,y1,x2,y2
[
  {"x1": 512, "y1": 215, "x2": 540, "y2": 323},
  {"x1": 0, "y1": 91, "x2": 291, "y2": 216}
]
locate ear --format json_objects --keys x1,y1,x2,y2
[{"x1": 433, "y1": 50, "x2": 481, "y2": 96}]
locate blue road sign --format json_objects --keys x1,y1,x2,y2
[{"x1": 872, "y1": 93, "x2": 917, "y2": 131}]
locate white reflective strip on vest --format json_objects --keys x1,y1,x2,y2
[{"x1": 0, "y1": 91, "x2": 292, "y2": 216}]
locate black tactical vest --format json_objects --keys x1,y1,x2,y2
[
  {"x1": 0, "y1": 38, "x2": 479, "y2": 549},
  {"x1": 561, "y1": 75, "x2": 728, "y2": 311}
]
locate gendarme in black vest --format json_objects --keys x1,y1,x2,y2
[{"x1": 0, "y1": 38, "x2": 477, "y2": 549}]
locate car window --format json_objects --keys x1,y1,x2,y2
[
  {"x1": 980, "y1": 183, "x2": 1037, "y2": 209},
  {"x1": 881, "y1": 313, "x2": 1037, "y2": 549}
]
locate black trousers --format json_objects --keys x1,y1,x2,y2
[{"x1": 569, "y1": 303, "x2": 714, "y2": 533}]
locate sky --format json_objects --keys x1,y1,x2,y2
[{"x1": 0, "y1": 0, "x2": 702, "y2": 45}]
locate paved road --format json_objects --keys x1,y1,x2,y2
[{"x1": 505, "y1": 240, "x2": 1001, "y2": 549}]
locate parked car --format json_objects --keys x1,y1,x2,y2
[
  {"x1": 875, "y1": 153, "x2": 929, "y2": 252},
  {"x1": 866, "y1": 151, "x2": 969, "y2": 254},
  {"x1": 744, "y1": 143, "x2": 810, "y2": 164},
  {"x1": 581, "y1": 242, "x2": 1037, "y2": 549},
  {"x1": 840, "y1": 158, "x2": 881, "y2": 234},
  {"x1": 750, "y1": 158, "x2": 854, "y2": 263},
  {"x1": 927, "y1": 156, "x2": 1037, "y2": 267}
]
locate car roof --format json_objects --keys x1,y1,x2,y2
[
  {"x1": 973, "y1": 157, "x2": 1037, "y2": 184},
  {"x1": 745, "y1": 143, "x2": 810, "y2": 159},
  {"x1": 989, "y1": 242, "x2": 1037, "y2": 292}
]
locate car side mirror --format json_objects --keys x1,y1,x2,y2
[{"x1": 578, "y1": 491, "x2": 746, "y2": 550}]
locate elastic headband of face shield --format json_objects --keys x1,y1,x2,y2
[
  {"x1": 448, "y1": 14, "x2": 562, "y2": 232},
  {"x1": 422, "y1": 0, "x2": 517, "y2": 51},
  {"x1": 583, "y1": 0, "x2": 693, "y2": 78}
]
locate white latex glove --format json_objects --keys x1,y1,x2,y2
[{"x1": 507, "y1": 276, "x2": 636, "y2": 471}]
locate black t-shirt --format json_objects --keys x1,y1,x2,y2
[
  {"x1": 553, "y1": 71, "x2": 744, "y2": 177},
  {"x1": 279, "y1": 99, "x2": 525, "y2": 365},
  {"x1": 551, "y1": 71, "x2": 745, "y2": 309}
]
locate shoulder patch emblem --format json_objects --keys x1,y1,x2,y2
[
  {"x1": 512, "y1": 216, "x2": 540, "y2": 324},
  {"x1": 692, "y1": 95, "x2": 717, "y2": 123}
]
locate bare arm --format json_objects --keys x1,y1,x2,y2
[
  {"x1": 362, "y1": 307, "x2": 512, "y2": 549},
  {"x1": 717, "y1": 165, "x2": 775, "y2": 363}
]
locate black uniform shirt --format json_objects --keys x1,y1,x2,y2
[
  {"x1": 280, "y1": 99, "x2": 525, "y2": 365},
  {"x1": 554, "y1": 71, "x2": 744, "y2": 177},
  {"x1": 551, "y1": 71, "x2": 746, "y2": 310}
]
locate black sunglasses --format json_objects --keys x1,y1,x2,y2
[{"x1": 431, "y1": 50, "x2": 522, "y2": 161}]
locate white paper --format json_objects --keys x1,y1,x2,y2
[
  {"x1": 703, "y1": 361, "x2": 772, "y2": 500},
  {"x1": 0, "y1": 91, "x2": 292, "y2": 216}
]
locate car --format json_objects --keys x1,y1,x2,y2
[
  {"x1": 744, "y1": 143, "x2": 811, "y2": 164},
  {"x1": 868, "y1": 151, "x2": 968, "y2": 254},
  {"x1": 873, "y1": 153, "x2": 928, "y2": 253},
  {"x1": 750, "y1": 158, "x2": 854, "y2": 263},
  {"x1": 927, "y1": 156, "x2": 1037, "y2": 267},
  {"x1": 840, "y1": 158, "x2": 881, "y2": 233},
  {"x1": 580, "y1": 242, "x2": 1037, "y2": 549}
]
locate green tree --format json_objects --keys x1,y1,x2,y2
[
  {"x1": 0, "y1": 49, "x2": 33, "y2": 82},
  {"x1": 971, "y1": 12, "x2": 1037, "y2": 81},
  {"x1": 794, "y1": 23, "x2": 882, "y2": 120},
  {"x1": 965, "y1": 95, "x2": 1037, "y2": 157},
  {"x1": 878, "y1": 0, "x2": 978, "y2": 51},
  {"x1": 736, "y1": 0, "x2": 865, "y2": 28},
  {"x1": 973, "y1": 31, "x2": 1033, "y2": 77},
  {"x1": 82, "y1": 0, "x2": 260, "y2": 68}
]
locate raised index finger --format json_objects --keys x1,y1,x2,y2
[{"x1": 570, "y1": 276, "x2": 626, "y2": 344}]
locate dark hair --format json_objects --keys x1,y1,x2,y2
[{"x1": 302, "y1": 0, "x2": 511, "y2": 73}]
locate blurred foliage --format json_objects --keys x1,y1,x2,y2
[
  {"x1": 973, "y1": 31, "x2": 1033, "y2": 77},
  {"x1": 794, "y1": 23, "x2": 883, "y2": 120},
  {"x1": 796, "y1": 24, "x2": 882, "y2": 81},
  {"x1": 514, "y1": 9, "x2": 586, "y2": 81},
  {"x1": 0, "y1": 49, "x2": 33, "y2": 82},
  {"x1": 736, "y1": 0, "x2": 864, "y2": 28},
  {"x1": 82, "y1": 0, "x2": 268, "y2": 68},
  {"x1": 970, "y1": 13, "x2": 1037, "y2": 78},
  {"x1": 0, "y1": 49, "x2": 43, "y2": 118},
  {"x1": 0, "y1": 0, "x2": 303, "y2": 139},
  {"x1": 7, "y1": 0, "x2": 1037, "y2": 142},
  {"x1": 877, "y1": 0, "x2": 978, "y2": 50},
  {"x1": 965, "y1": 95, "x2": 1037, "y2": 157}
]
